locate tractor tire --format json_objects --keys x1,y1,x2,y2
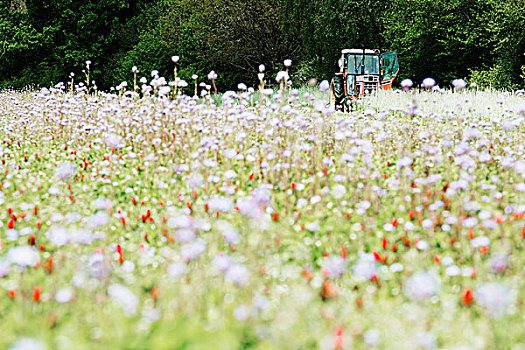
[{"x1": 331, "y1": 76, "x2": 345, "y2": 111}]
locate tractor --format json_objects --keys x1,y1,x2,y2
[{"x1": 330, "y1": 49, "x2": 399, "y2": 111}]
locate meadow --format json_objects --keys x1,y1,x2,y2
[{"x1": 0, "y1": 72, "x2": 524, "y2": 349}]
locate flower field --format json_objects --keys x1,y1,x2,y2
[{"x1": 0, "y1": 81, "x2": 524, "y2": 349}]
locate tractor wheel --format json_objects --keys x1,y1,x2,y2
[{"x1": 330, "y1": 77, "x2": 345, "y2": 112}]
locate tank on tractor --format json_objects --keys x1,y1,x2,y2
[{"x1": 330, "y1": 49, "x2": 399, "y2": 111}]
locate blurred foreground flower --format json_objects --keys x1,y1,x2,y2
[
  {"x1": 475, "y1": 283, "x2": 515, "y2": 318},
  {"x1": 403, "y1": 271, "x2": 440, "y2": 301},
  {"x1": 108, "y1": 284, "x2": 139, "y2": 316},
  {"x1": 10, "y1": 338, "x2": 46, "y2": 350},
  {"x1": 7, "y1": 246, "x2": 40, "y2": 267}
]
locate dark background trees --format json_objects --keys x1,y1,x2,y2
[{"x1": 1, "y1": 0, "x2": 524, "y2": 90}]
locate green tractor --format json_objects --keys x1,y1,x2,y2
[{"x1": 330, "y1": 49, "x2": 399, "y2": 111}]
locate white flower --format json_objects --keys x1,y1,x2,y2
[
  {"x1": 397, "y1": 157, "x2": 413, "y2": 168},
  {"x1": 489, "y1": 254, "x2": 507, "y2": 273},
  {"x1": 208, "y1": 71, "x2": 217, "y2": 80},
  {"x1": 262, "y1": 88, "x2": 273, "y2": 96},
  {"x1": 441, "y1": 257, "x2": 454, "y2": 266},
  {"x1": 353, "y1": 256, "x2": 376, "y2": 280},
  {"x1": 275, "y1": 71, "x2": 289, "y2": 82},
  {"x1": 452, "y1": 79, "x2": 467, "y2": 89},
  {"x1": 226, "y1": 264, "x2": 250, "y2": 287},
  {"x1": 321, "y1": 256, "x2": 348, "y2": 278},
  {"x1": 180, "y1": 238, "x2": 206, "y2": 261},
  {"x1": 422, "y1": 77, "x2": 436, "y2": 88},
  {"x1": 217, "y1": 221, "x2": 240, "y2": 244},
  {"x1": 296, "y1": 198, "x2": 307, "y2": 208},
  {"x1": 445, "y1": 265, "x2": 460, "y2": 276},
  {"x1": 383, "y1": 223, "x2": 395, "y2": 232},
  {"x1": 89, "y1": 212, "x2": 110, "y2": 227},
  {"x1": 330, "y1": 184, "x2": 347, "y2": 199},
  {"x1": 224, "y1": 170, "x2": 237, "y2": 179},
  {"x1": 9, "y1": 338, "x2": 46, "y2": 350},
  {"x1": 310, "y1": 195, "x2": 321, "y2": 204},
  {"x1": 108, "y1": 284, "x2": 139, "y2": 316},
  {"x1": 167, "y1": 262, "x2": 188, "y2": 278},
  {"x1": 401, "y1": 79, "x2": 413, "y2": 90},
  {"x1": 233, "y1": 305, "x2": 251, "y2": 321},
  {"x1": 45, "y1": 225, "x2": 70, "y2": 246},
  {"x1": 122, "y1": 260, "x2": 135, "y2": 273},
  {"x1": 175, "y1": 228, "x2": 195, "y2": 243},
  {"x1": 475, "y1": 283, "x2": 515, "y2": 318},
  {"x1": 55, "y1": 288, "x2": 73, "y2": 303},
  {"x1": 319, "y1": 80, "x2": 330, "y2": 91},
  {"x1": 105, "y1": 134, "x2": 123, "y2": 148},
  {"x1": 306, "y1": 221, "x2": 320, "y2": 232},
  {"x1": 7, "y1": 246, "x2": 40, "y2": 267},
  {"x1": 93, "y1": 197, "x2": 113, "y2": 210},
  {"x1": 471, "y1": 236, "x2": 490, "y2": 248},
  {"x1": 390, "y1": 263, "x2": 404, "y2": 273},
  {"x1": 88, "y1": 252, "x2": 106, "y2": 278},
  {"x1": 171, "y1": 55, "x2": 180, "y2": 63},
  {"x1": 363, "y1": 329, "x2": 381, "y2": 347},
  {"x1": 0, "y1": 258, "x2": 10, "y2": 277},
  {"x1": 283, "y1": 59, "x2": 292, "y2": 67},
  {"x1": 208, "y1": 196, "x2": 233, "y2": 212},
  {"x1": 213, "y1": 253, "x2": 232, "y2": 272},
  {"x1": 237, "y1": 83, "x2": 247, "y2": 90},
  {"x1": 404, "y1": 222, "x2": 415, "y2": 231},
  {"x1": 168, "y1": 215, "x2": 192, "y2": 229},
  {"x1": 416, "y1": 240, "x2": 429, "y2": 250},
  {"x1": 403, "y1": 271, "x2": 440, "y2": 301},
  {"x1": 462, "y1": 217, "x2": 478, "y2": 228},
  {"x1": 414, "y1": 332, "x2": 437, "y2": 349},
  {"x1": 55, "y1": 162, "x2": 76, "y2": 179},
  {"x1": 421, "y1": 219, "x2": 433, "y2": 229}
]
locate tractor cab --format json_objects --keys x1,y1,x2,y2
[{"x1": 330, "y1": 49, "x2": 399, "y2": 111}]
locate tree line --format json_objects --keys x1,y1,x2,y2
[{"x1": 1, "y1": 0, "x2": 524, "y2": 91}]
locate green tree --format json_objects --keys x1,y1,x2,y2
[
  {"x1": 0, "y1": 0, "x2": 52, "y2": 87},
  {"x1": 178, "y1": 0, "x2": 297, "y2": 88},
  {"x1": 489, "y1": 0, "x2": 525, "y2": 88},
  {"x1": 383, "y1": 0, "x2": 498, "y2": 86},
  {"x1": 281, "y1": 0, "x2": 387, "y2": 81}
]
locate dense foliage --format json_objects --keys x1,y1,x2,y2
[{"x1": 1, "y1": 0, "x2": 524, "y2": 90}]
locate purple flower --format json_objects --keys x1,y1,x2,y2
[
  {"x1": 319, "y1": 80, "x2": 330, "y2": 91},
  {"x1": 403, "y1": 271, "x2": 440, "y2": 301},
  {"x1": 321, "y1": 256, "x2": 348, "y2": 278},
  {"x1": 108, "y1": 284, "x2": 139, "y2": 316},
  {"x1": 475, "y1": 283, "x2": 515, "y2": 318},
  {"x1": 452, "y1": 79, "x2": 467, "y2": 90},
  {"x1": 422, "y1": 77, "x2": 436, "y2": 89},
  {"x1": 401, "y1": 79, "x2": 413, "y2": 91},
  {"x1": 225, "y1": 264, "x2": 250, "y2": 287}
]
